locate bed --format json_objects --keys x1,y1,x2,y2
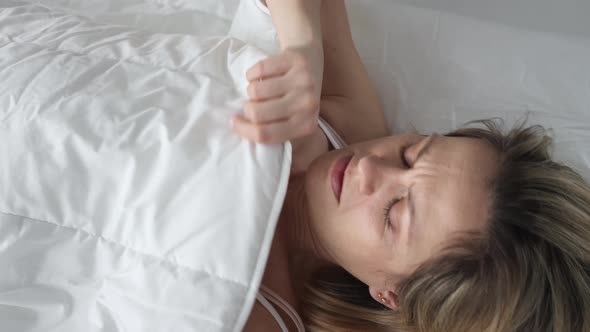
[{"x1": 0, "y1": 1, "x2": 588, "y2": 331}]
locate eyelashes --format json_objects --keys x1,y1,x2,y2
[
  {"x1": 383, "y1": 197, "x2": 401, "y2": 230},
  {"x1": 384, "y1": 143, "x2": 413, "y2": 230}
]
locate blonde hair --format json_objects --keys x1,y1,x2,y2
[{"x1": 302, "y1": 119, "x2": 590, "y2": 332}]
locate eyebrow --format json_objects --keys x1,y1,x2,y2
[
  {"x1": 415, "y1": 134, "x2": 437, "y2": 165},
  {"x1": 408, "y1": 135, "x2": 438, "y2": 241}
]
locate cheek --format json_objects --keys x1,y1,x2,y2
[
  {"x1": 304, "y1": 153, "x2": 390, "y2": 270},
  {"x1": 315, "y1": 209, "x2": 385, "y2": 268}
]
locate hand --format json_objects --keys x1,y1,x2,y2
[{"x1": 231, "y1": 45, "x2": 324, "y2": 145}]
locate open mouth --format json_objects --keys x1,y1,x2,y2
[{"x1": 331, "y1": 154, "x2": 353, "y2": 204}]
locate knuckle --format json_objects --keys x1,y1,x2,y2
[
  {"x1": 254, "y1": 113, "x2": 266, "y2": 123},
  {"x1": 304, "y1": 85, "x2": 316, "y2": 98},
  {"x1": 302, "y1": 94, "x2": 319, "y2": 110},
  {"x1": 244, "y1": 103, "x2": 254, "y2": 115},
  {"x1": 297, "y1": 73, "x2": 315, "y2": 90},
  {"x1": 300, "y1": 71, "x2": 313, "y2": 85},
  {"x1": 244, "y1": 105, "x2": 259, "y2": 122},
  {"x1": 293, "y1": 54, "x2": 310, "y2": 72},
  {"x1": 255, "y1": 61, "x2": 265, "y2": 77},
  {"x1": 293, "y1": 54, "x2": 308, "y2": 68},
  {"x1": 248, "y1": 62, "x2": 262, "y2": 79},
  {"x1": 254, "y1": 127, "x2": 269, "y2": 143},
  {"x1": 290, "y1": 51, "x2": 304, "y2": 62},
  {"x1": 247, "y1": 84, "x2": 257, "y2": 99},
  {"x1": 303, "y1": 122, "x2": 316, "y2": 135},
  {"x1": 252, "y1": 113, "x2": 263, "y2": 123}
]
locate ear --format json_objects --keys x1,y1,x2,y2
[{"x1": 368, "y1": 285, "x2": 400, "y2": 310}]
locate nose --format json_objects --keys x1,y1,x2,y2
[{"x1": 358, "y1": 155, "x2": 405, "y2": 195}]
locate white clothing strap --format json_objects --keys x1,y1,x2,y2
[
  {"x1": 318, "y1": 117, "x2": 347, "y2": 150},
  {"x1": 254, "y1": 0, "x2": 270, "y2": 14},
  {"x1": 258, "y1": 285, "x2": 306, "y2": 332},
  {"x1": 255, "y1": 291, "x2": 289, "y2": 332}
]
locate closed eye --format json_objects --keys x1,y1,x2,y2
[{"x1": 383, "y1": 197, "x2": 400, "y2": 230}]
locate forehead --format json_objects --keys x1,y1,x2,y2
[
  {"x1": 412, "y1": 135, "x2": 498, "y2": 249},
  {"x1": 422, "y1": 135, "x2": 498, "y2": 173}
]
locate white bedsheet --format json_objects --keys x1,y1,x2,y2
[
  {"x1": 345, "y1": 1, "x2": 590, "y2": 181},
  {"x1": 0, "y1": 1, "x2": 290, "y2": 331}
]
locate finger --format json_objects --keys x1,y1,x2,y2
[
  {"x1": 247, "y1": 77, "x2": 287, "y2": 101},
  {"x1": 244, "y1": 89, "x2": 320, "y2": 124},
  {"x1": 231, "y1": 115, "x2": 297, "y2": 145},
  {"x1": 243, "y1": 97, "x2": 293, "y2": 124},
  {"x1": 246, "y1": 56, "x2": 291, "y2": 82}
]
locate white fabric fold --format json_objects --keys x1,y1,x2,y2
[{"x1": 0, "y1": 2, "x2": 290, "y2": 331}]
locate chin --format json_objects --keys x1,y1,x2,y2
[
  {"x1": 304, "y1": 149, "x2": 334, "y2": 187},
  {"x1": 304, "y1": 149, "x2": 342, "y2": 217}
]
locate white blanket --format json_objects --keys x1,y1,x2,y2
[{"x1": 0, "y1": 1, "x2": 290, "y2": 331}]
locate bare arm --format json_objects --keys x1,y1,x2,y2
[
  {"x1": 233, "y1": 0, "x2": 388, "y2": 173},
  {"x1": 264, "y1": 0, "x2": 322, "y2": 50},
  {"x1": 234, "y1": 0, "x2": 387, "y2": 146},
  {"x1": 319, "y1": 0, "x2": 389, "y2": 144},
  {"x1": 232, "y1": 0, "x2": 324, "y2": 139},
  {"x1": 235, "y1": 0, "x2": 329, "y2": 174},
  {"x1": 264, "y1": 0, "x2": 389, "y2": 144}
]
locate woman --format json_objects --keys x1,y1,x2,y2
[{"x1": 231, "y1": 1, "x2": 590, "y2": 331}]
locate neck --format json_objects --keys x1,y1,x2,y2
[{"x1": 280, "y1": 174, "x2": 331, "y2": 293}]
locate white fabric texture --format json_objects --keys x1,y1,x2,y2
[
  {"x1": 228, "y1": 0, "x2": 279, "y2": 56},
  {"x1": 0, "y1": 1, "x2": 291, "y2": 331}
]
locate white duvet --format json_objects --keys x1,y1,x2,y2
[{"x1": 0, "y1": 1, "x2": 290, "y2": 331}]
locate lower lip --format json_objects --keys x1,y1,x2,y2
[{"x1": 331, "y1": 155, "x2": 353, "y2": 203}]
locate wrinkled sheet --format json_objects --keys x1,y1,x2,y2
[{"x1": 0, "y1": 1, "x2": 291, "y2": 331}]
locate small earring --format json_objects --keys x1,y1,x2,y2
[{"x1": 377, "y1": 292, "x2": 386, "y2": 303}]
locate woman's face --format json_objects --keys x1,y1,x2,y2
[{"x1": 304, "y1": 133, "x2": 499, "y2": 304}]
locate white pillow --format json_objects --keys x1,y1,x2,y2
[
  {"x1": 345, "y1": 1, "x2": 590, "y2": 181},
  {"x1": 0, "y1": 2, "x2": 290, "y2": 331}
]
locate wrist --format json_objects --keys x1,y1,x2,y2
[{"x1": 281, "y1": 39, "x2": 323, "y2": 53}]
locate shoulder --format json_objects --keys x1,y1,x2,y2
[{"x1": 243, "y1": 301, "x2": 284, "y2": 332}]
